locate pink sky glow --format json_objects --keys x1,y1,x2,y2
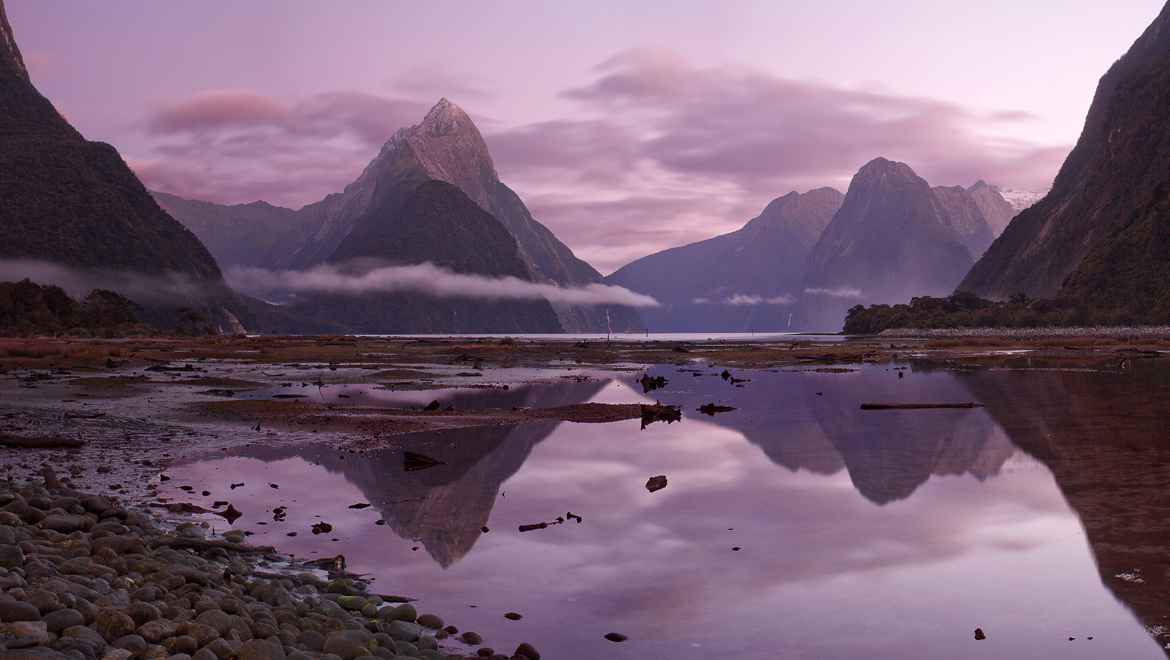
[{"x1": 7, "y1": 1, "x2": 1164, "y2": 274}]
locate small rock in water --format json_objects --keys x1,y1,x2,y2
[
  {"x1": 604, "y1": 632, "x2": 629, "y2": 642},
  {"x1": 514, "y1": 642, "x2": 541, "y2": 659},
  {"x1": 645, "y1": 475, "x2": 668, "y2": 492},
  {"x1": 460, "y1": 631, "x2": 484, "y2": 645},
  {"x1": 974, "y1": 628, "x2": 986, "y2": 640},
  {"x1": 504, "y1": 612, "x2": 522, "y2": 620},
  {"x1": 216, "y1": 504, "x2": 243, "y2": 524},
  {"x1": 697, "y1": 402, "x2": 736, "y2": 416}
]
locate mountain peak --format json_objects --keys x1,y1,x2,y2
[
  {"x1": 371, "y1": 98, "x2": 499, "y2": 184},
  {"x1": 855, "y1": 157, "x2": 917, "y2": 182},
  {"x1": 418, "y1": 98, "x2": 475, "y2": 138},
  {"x1": 0, "y1": 0, "x2": 28, "y2": 83},
  {"x1": 966, "y1": 179, "x2": 992, "y2": 193}
]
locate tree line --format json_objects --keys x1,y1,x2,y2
[{"x1": 842, "y1": 290, "x2": 1130, "y2": 334}]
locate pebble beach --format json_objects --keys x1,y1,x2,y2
[{"x1": 0, "y1": 469, "x2": 540, "y2": 660}]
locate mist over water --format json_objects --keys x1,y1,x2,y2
[{"x1": 224, "y1": 262, "x2": 661, "y2": 307}]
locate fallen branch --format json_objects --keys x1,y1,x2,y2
[
  {"x1": 860, "y1": 402, "x2": 986, "y2": 410},
  {"x1": 0, "y1": 434, "x2": 85, "y2": 448}
]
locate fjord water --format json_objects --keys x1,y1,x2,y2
[{"x1": 166, "y1": 361, "x2": 1170, "y2": 659}]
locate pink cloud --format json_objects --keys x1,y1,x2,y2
[
  {"x1": 128, "y1": 52, "x2": 1068, "y2": 273},
  {"x1": 482, "y1": 49, "x2": 1068, "y2": 272},
  {"x1": 135, "y1": 90, "x2": 430, "y2": 208}
]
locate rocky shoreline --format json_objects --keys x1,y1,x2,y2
[{"x1": 0, "y1": 469, "x2": 539, "y2": 660}]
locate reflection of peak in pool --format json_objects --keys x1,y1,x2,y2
[
  {"x1": 228, "y1": 377, "x2": 608, "y2": 567},
  {"x1": 235, "y1": 421, "x2": 560, "y2": 567},
  {"x1": 635, "y1": 365, "x2": 1012, "y2": 505}
]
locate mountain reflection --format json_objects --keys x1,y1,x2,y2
[
  {"x1": 958, "y1": 359, "x2": 1170, "y2": 654},
  {"x1": 233, "y1": 378, "x2": 607, "y2": 567},
  {"x1": 648, "y1": 366, "x2": 1012, "y2": 505}
]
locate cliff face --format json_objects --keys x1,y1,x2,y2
[
  {"x1": 160, "y1": 99, "x2": 645, "y2": 333},
  {"x1": 799, "y1": 158, "x2": 975, "y2": 332},
  {"x1": 960, "y1": 2, "x2": 1170, "y2": 300},
  {"x1": 603, "y1": 188, "x2": 843, "y2": 332},
  {"x1": 1053, "y1": 51, "x2": 1170, "y2": 324}
]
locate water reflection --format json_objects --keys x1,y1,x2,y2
[
  {"x1": 230, "y1": 378, "x2": 607, "y2": 566},
  {"x1": 637, "y1": 365, "x2": 1012, "y2": 504},
  {"x1": 163, "y1": 361, "x2": 1170, "y2": 659},
  {"x1": 959, "y1": 359, "x2": 1170, "y2": 651}
]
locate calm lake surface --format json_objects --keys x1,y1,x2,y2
[{"x1": 166, "y1": 359, "x2": 1170, "y2": 659}]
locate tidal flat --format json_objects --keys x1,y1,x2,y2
[{"x1": 2, "y1": 335, "x2": 1170, "y2": 659}]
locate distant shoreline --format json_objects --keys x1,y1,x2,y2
[{"x1": 874, "y1": 326, "x2": 1170, "y2": 340}]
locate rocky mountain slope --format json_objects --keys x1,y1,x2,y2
[
  {"x1": 603, "y1": 188, "x2": 843, "y2": 332},
  {"x1": 158, "y1": 99, "x2": 644, "y2": 334},
  {"x1": 799, "y1": 158, "x2": 984, "y2": 332},
  {"x1": 960, "y1": 1, "x2": 1170, "y2": 301}
]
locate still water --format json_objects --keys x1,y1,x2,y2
[{"x1": 167, "y1": 359, "x2": 1170, "y2": 659}]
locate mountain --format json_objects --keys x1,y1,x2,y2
[
  {"x1": 960, "y1": 1, "x2": 1170, "y2": 301},
  {"x1": 965, "y1": 180, "x2": 1018, "y2": 237},
  {"x1": 932, "y1": 185, "x2": 995, "y2": 259},
  {"x1": 798, "y1": 158, "x2": 980, "y2": 332},
  {"x1": 603, "y1": 188, "x2": 843, "y2": 332},
  {"x1": 0, "y1": 1, "x2": 275, "y2": 331},
  {"x1": 150, "y1": 192, "x2": 302, "y2": 272},
  {"x1": 287, "y1": 180, "x2": 562, "y2": 333},
  {"x1": 157, "y1": 99, "x2": 645, "y2": 334}
]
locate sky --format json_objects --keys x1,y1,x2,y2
[{"x1": 6, "y1": 0, "x2": 1166, "y2": 274}]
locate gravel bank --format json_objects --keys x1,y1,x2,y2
[{"x1": 0, "y1": 470, "x2": 540, "y2": 660}]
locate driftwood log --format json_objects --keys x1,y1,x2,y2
[
  {"x1": 860, "y1": 402, "x2": 986, "y2": 410},
  {"x1": 0, "y1": 434, "x2": 85, "y2": 448}
]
